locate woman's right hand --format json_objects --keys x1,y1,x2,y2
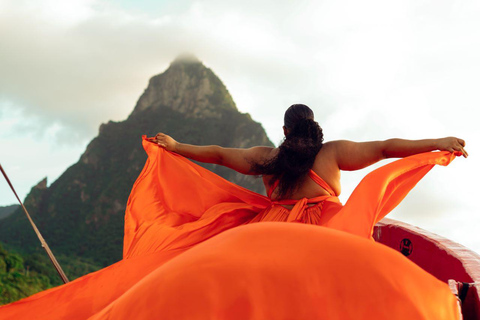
[
  {"x1": 154, "y1": 133, "x2": 178, "y2": 152},
  {"x1": 436, "y1": 137, "x2": 468, "y2": 158}
]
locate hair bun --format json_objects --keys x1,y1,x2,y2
[{"x1": 253, "y1": 105, "x2": 324, "y2": 199}]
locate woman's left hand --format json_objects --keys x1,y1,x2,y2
[
  {"x1": 436, "y1": 137, "x2": 468, "y2": 158},
  {"x1": 153, "y1": 133, "x2": 178, "y2": 152}
]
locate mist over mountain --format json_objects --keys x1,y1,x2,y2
[{"x1": 0, "y1": 56, "x2": 273, "y2": 272}]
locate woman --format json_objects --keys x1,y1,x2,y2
[
  {"x1": 95, "y1": 103, "x2": 462, "y2": 320},
  {"x1": 0, "y1": 104, "x2": 466, "y2": 319},
  {"x1": 154, "y1": 104, "x2": 466, "y2": 199},
  {"x1": 148, "y1": 103, "x2": 467, "y2": 236}
]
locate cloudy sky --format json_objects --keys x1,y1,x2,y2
[{"x1": 1, "y1": 0, "x2": 479, "y2": 252}]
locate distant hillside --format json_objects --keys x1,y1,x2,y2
[
  {"x1": 0, "y1": 55, "x2": 273, "y2": 277},
  {"x1": 0, "y1": 242, "x2": 100, "y2": 305},
  {"x1": 0, "y1": 204, "x2": 19, "y2": 220}
]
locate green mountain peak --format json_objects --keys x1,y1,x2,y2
[{"x1": 0, "y1": 56, "x2": 273, "y2": 281}]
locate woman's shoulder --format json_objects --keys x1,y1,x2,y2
[
  {"x1": 315, "y1": 141, "x2": 339, "y2": 165},
  {"x1": 244, "y1": 146, "x2": 278, "y2": 167},
  {"x1": 320, "y1": 140, "x2": 356, "y2": 158},
  {"x1": 318, "y1": 141, "x2": 340, "y2": 157},
  {"x1": 253, "y1": 146, "x2": 278, "y2": 160},
  {"x1": 322, "y1": 140, "x2": 350, "y2": 150}
]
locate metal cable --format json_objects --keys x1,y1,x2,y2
[{"x1": 0, "y1": 163, "x2": 69, "y2": 284}]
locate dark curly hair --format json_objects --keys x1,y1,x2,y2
[{"x1": 253, "y1": 104, "x2": 324, "y2": 199}]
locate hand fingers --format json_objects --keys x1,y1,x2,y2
[
  {"x1": 453, "y1": 143, "x2": 468, "y2": 158},
  {"x1": 458, "y1": 139, "x2": 468, "y2": 157},
  {"x1": 156, "y1": 138, "x2": 166, "y2": 147},
  {"x1": 148, "y1": 133, "x2": 170, "y2": 149}
]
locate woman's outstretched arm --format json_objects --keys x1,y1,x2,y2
[
  {"x1": 151, "y1": 133, "x2": 275, "y2": 175},
  {"x1": 331, "y1": 137, "x2": 467, "y2": 171}
]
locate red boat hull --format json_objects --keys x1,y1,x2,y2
[{"x1": 375, "y1": 218, "x2": 480, "y2": 319}]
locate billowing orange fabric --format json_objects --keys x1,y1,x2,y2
[
  {"x1": 91, "y1": 223, "x2": 459, "y2": 320},
  {"x1": 0, "y1": 137, "x2": 460, "y2": 320}
]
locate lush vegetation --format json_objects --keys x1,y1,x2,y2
[
  {"x1": 0, "y1": 242, "x2": 101, "y2": 306},
  {"x1": 0, "y1": 243, "x2": 51, "y2": 305}
]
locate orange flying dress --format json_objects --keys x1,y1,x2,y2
[{"x1": 0, "y1": 136, "x2": 461, "y2": 319}]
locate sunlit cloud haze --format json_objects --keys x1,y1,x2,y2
[{"x1": 1, "y1": 0, "x2": 479, "y2": 251}]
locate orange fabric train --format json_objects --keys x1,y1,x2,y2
[{"x1": 0, "y1": 137, "x2": 460, "y2": 319}]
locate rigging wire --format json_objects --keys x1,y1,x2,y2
[{"x1": 0, "y1": 163, "x2": 69, "y2": 284}]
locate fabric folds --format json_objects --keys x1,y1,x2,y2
[{"x1": 0, "y1": 136, "x2": 460, "y2": 320}]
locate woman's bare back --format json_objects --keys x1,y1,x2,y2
[{"x1": 264, "y1": 142, "x2": 341, "y2": 200}]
